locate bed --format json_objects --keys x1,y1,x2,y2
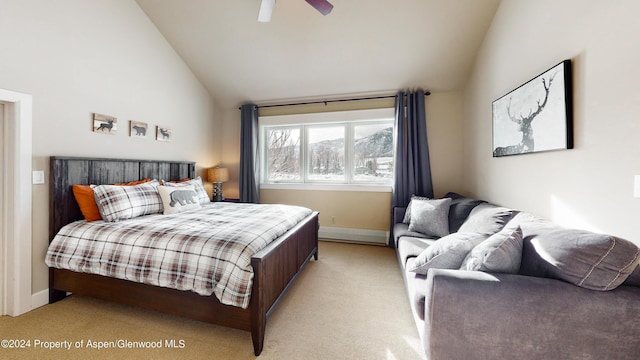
[{"x1": 47, "y1": 156, "x2": 319, "y2": 356}]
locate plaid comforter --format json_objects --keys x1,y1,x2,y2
[{"x1": 45, "y1": 202, "x2": 312, "y2": 309}]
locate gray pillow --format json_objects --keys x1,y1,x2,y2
[
  {"x1": 461, "y1": 225, "x2": 523, "y2": 274},
  {"x1": 408, "y1": 198, "x2": 452, "y2": 238},
  {"x1": 402, "y1": 195, "x2": 430, "y2": 224},
  {"x1": 457, "y1": 203, "x2": 516, "y2": 235},
  {"x1": 444, "y1": 192, "x2": 486, "y2": 233},
  {"x1": 524, "y1": 229, "x2": 640, "y2": 291},
  {"x1": 409, "y1": 232, "x2": 488, "y2": 275},
  {"x1": 623, "y1": 264, "x2": 640, "y2": 287}
]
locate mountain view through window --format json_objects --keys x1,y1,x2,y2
[{"x1": 263, "y1": 120, "x2": 393, "y2": 185}]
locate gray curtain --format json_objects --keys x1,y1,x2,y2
[
  {"x1": 390, "y1": 90, "x2": 434, "y2": 246},
  {"x1": 239, "y1": 103, "x2": 260, "y2": 203}
]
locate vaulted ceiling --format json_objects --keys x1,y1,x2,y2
[{"x1": 135, "y1": 0, "x2": 501, "y2": 107}]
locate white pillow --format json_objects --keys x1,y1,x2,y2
[
  {"x1": 163, "y1": 176, "x2": 210, "y2": 204},
  {"x1": 158, "y1": 185, "x2": 201, "y2": 215}
]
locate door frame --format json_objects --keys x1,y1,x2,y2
[
  {"x1": 0, "y1": 88, "x2": 33, "y2": 316},
  {"x1": 0, "y1": 103, "x2": 4, "y2": 314}
]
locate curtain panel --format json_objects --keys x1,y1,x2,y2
[
  {"x1": 239, "y1": 104, "x2": 260, "y2": 203},
  {"x1": 390, "y1": 90, "x2": 434, "y2": 247}
]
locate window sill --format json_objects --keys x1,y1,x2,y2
[{"x1": 260, "y1": 183, "x2": 392, "y2": 193}]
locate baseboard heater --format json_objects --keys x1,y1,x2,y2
[{"x1": 319, "y1": 226, "x2": 389, "y2": 246}]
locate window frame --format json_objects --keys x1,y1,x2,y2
[{"x1": 259, "y1": 108, "x2": 395, "y2": 192}]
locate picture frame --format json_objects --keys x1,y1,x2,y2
[
  {"x1": 92, "y1": 113, "x2": 117, "y2": 134},
  {"x1": 492, "y1": 60, "x2": 573, "y2": 157},
  {"x1": 156, "y1": 126, "x2": 172, "y2": 142},
  {"x1": 129, "y1": 120, "x2": 148, "y2": 138}
]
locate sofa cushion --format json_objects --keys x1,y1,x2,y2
[
  {"x1": 521, "y1": 228, "x2": 640, "y2": 291},
  {"x1": 457, "y1": 203, "x2": 517, "y2": 235},
  {"x1": 460, "y1": 225, "x2": 523, "y2": 274},
  {"x1": 408, "y1": 198, "x2": 452, "y2": 238},
  {"x1": 623, "y1": 264, "x2": 640, "y2": 287},
  {"x1": 508, "y1": 211, "x2": 554, "y2": 230},
  {"x1": 444, "y1": 192, "x2": 486, "y2": 233},
  {"x1": 394, "y1": 223, "x2": 434, "y2": 241},
  {"x1": 397, "y1": 236, "x2": 436, "y2": 270},
  {"x1": 408, "y1": 232, "x2": 488, "y2": 275}
]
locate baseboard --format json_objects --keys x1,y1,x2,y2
[
  {"x1": 319, "y1": 226, "x2": 389, "y2": 246},
  {"x1": 31, "y1": 289, "x2": 49, "y2": 310}
]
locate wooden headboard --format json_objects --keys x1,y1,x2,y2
[{"x1": 49, "y1": 156, "x2": 195, "y2": 241}]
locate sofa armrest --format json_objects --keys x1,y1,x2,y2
[
  {"x1": 424, "y1": 269, "x2": 640, "y2": 360},
  {"x1": 393, "y1": 206, "x2": 407, "y2": 225}
]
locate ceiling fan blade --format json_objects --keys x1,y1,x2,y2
[
  {"x1": 305, "y1": 0, "x2": 333, "y2": 16},
  {"x1": 258, "y1": 0, "x2": 275, "y2": 22}
]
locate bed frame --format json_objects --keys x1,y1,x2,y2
[{"x1": 48, "y1": 156, "x2": 319, "y2": 356}]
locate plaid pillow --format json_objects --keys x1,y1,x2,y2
[
  {"x1": 163, "y1": 176, "x2": 210, "y2": 204},
  {"x1": 93, "y1": 180, "x2": 163, "y2": 222}
]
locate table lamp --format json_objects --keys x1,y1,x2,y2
[{"x1": 207, "y1": 167, "x2": 229, "y2": 202}]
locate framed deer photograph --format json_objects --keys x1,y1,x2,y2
[
  {"x1": 156, "y1": 126, "x2": 172, "y2": 141},
  {"x1": 492, "y1": 60, "x2": 573, "y2": 157},
  {"x1": 92, "y1": 113, "x2": 117, "y2": 134}
]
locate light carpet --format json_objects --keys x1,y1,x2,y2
[{"x1": 0, "y1": 241, "x2": 425, "y2": 359}]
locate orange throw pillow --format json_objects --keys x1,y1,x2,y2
[
  {"x1": 114, "y1": 178, "x2": 152, "y2": 186},
  {"x1": 72, "y1": 184, "x2": 102, "y2": 222},
  {"x1": 170, "y1": 178, "x2": 191, "y2": 183}
]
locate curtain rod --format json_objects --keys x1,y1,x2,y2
[{"x1": 239, "y1": 91, "x2": 431, "y2": 110}]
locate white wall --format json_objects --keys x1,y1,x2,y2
[
  {"x1": 0, "y1": 0, "x2": 221, "y2": 296},
  {"x1": 428, "y1": 92, "x2": 464, "y2": 198},
  {"x1": 463, "y1": 0, "x2": 640, "y2": 243}
]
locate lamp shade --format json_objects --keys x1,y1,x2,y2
[{"x1": 208, "y1": 167, "x2": 229, "y2": 183}]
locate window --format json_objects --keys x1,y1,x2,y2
[
  {"x1": 352, "y1": 123, "x2": 393, "y2": 183},
  {"x1": 307, "y1": 125, "x2": 345, "y2": 182},
  {"x1": 265, "y1": 127, "x2": 301, "y2": 182},
  {"x1": 260, "y1": 108, "x2": 395, "y2": 190}
]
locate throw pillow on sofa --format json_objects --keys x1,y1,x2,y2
[
  {"x1": 521, "y1": 229, "x2": 640, "y2": 291},
  {"x1": 444, "y1": 192, "x2": 487, "y2": 233},
  {"x1": 460, "y1": 225, "x2": 523, "y2": 274},
  {"x1": 623, "y1": 265, "x2": 640, "y2": 287},
  {"x1": 457, "y1": 203, "x2": 517, "y2": 235},
  {"x1": 409, "y1": 232, "x2": 488, "y2": 275},
  {"x1": 408, "y1": 198, "x2": 452, "y2": 238},
  {"x1": 402, "y1": 194, "x2": 431, "y2": 224}
]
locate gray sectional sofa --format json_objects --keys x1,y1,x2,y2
[{"x1": 393, "y1": 192, "x2": 640, "y2": 360}]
